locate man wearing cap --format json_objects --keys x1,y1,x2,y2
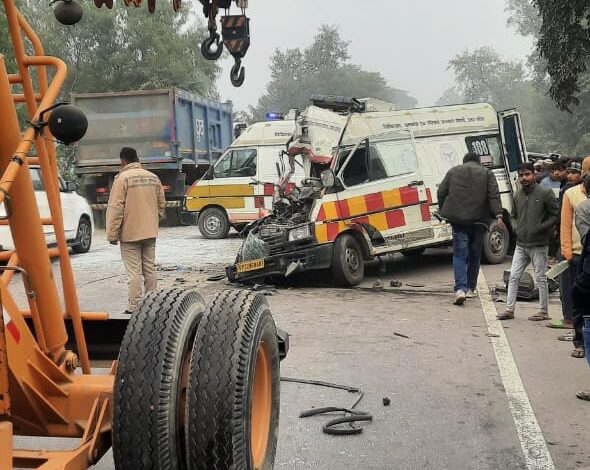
[{"x1": 560, "y1": 157, "x2": 590, "y2": 358}]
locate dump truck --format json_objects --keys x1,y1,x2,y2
[{"x1": 71, "y1": 88, "x2": 234, "y2": 225}]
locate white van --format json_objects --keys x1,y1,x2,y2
[
  {"x1": 184, "y1": 119, "x2": 305, "y2": 238},
  {"x1": 227, "y1": 100, "x2": 528, "y2": 286}
]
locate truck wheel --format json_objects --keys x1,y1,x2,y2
[
  {"x1": 165, "y1": 207, "x2": 181, "y2": 226},
  {"x1": 71, "y1": 217, "x2": 92, "y2": 254},
  {"x1": 113, "y1": 288, "x2": 205, "y2": 470},
  {"x1": 198, "y1": 207, "x2": 230, "y2": 239},
  {"x1": 331, "y1": 233, "x2": 365, "y2": 286},
  {"x1": 187, "y1": 290, "x2": 280, "y2": 470},
  {"x1": 482, "y1": 219, "x2": 510, "y2": 264},
  {"x1": 401, "y1": 247, "x2": 426, "y2": 258}
]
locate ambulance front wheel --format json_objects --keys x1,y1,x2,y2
[
  {"x1": 482, "y1": 219, "x2": 509, "y2": 264},
  {"x1": 198, "y1": 207, "x2": 230, "y2": 239},
  {"x1": 331, "y1": 233, "x2": 365, "y2": 286}
]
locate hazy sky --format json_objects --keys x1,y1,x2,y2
[{"x1": 216, "y1": 0, "x2": 534, "y2": 112}]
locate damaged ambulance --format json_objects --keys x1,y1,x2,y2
[{"x1": 226, "y1": 95, "x2": 527, "y2": 286}]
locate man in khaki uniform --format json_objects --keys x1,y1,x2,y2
[{"x1": 106, "y1": 147, "x2": 165, "y2": 314}]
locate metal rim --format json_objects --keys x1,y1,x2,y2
[
  {"x1": 77, "y1": 219, "x2": 91, "y2": 249},
  {"x1": 250, "y1": 341, "x2": 272, "y2": 468},
  {"x1": 489, "y1": 227, "x2": 505, "y2": 254},
  {"x1": 204, "y1": 214, "x2": 222, "y2": 235},
  {"x1": 344, "y1": 246, "x2": 361, "y2": 273}
]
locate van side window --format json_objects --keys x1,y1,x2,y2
[
  {"x1": 213, "y1": 149, "x2": 257, "y2": 178},
  {"x1": 342, "y1": 145, "x2": 369, "y2": 187},
  {"x1": 374, "y1": 140, "x2": 418, "y2": 177},
  {"x1": 465, "y1": 136, "x2": 502, "y2": 168}
]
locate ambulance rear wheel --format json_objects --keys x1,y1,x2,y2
[
  {"x1": 331, "y1": 233, "x2": 365, "y2": 286},
  {"x1": 198, "y1": 207, "x2": 230, "y2": 239},
  {"x1": 483, "y1": 219, "x2": 509, "y2": 264},
  {"x1": 187, "y1": 289, "x2": 280, "y2": 470},
  {"x1": 112, "y1": 288, "x2": 205, "y2": 470}
]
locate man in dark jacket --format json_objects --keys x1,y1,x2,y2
[
  {"x1": 497, "y1": 163, "x2": 558, "y2": 320},
  {"x1": 438, "y1": 152, "x2": 503, "y2": 305}
]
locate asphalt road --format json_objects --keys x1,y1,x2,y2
[{"x1": 10, "y1": 227, "x2": 590, "y2": 469}]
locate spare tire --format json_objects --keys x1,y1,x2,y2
[
  {"x1": 113, "y1": 288, "x2": 205, "y2": 470},
  {"x1": 186, "y1": 289, "x2": 280, "y2": 470}
]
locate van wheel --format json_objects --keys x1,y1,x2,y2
[
  {"x1": 72, "y1": 217, "x2": 92, "y2": 254},
  {"x1": 198, "y1": 207, "x2": 230, "y2": 239},
  {"x1": 187, "y1": 290, "x2": 280, "y2": 470},
  {"x1": 113, "y1": 289, "x2": 205, "y2": 470},
  {"x1": 331, "y1": 233, "x2": 364, "y2": 286},
  {"x1": 482, "y1": 219, "x2": 509, "y2": 264}
]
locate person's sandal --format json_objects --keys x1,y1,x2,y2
[
  {"x1": 528, "y1": 312, "x2": 551, "y2": 321},
  {"x1": 571, "y1": 348, "x2": 585, "y2": 359},
  {"x1": 496, "y1": 310, "x2": 514, "y2": 320},
  {"x1": 576, "y1": 390, "x2": 590, "y2": 401}
]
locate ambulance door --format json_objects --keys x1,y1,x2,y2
[
  {"x1": 335, "y1": 131, "x2": 431, "y2": 246},
  {"x1": 206, "y1": 147, "x2": 259, "y2": 223},
  {"x1": 498, "y1": 110, "x2": 528, "y2": 194}
]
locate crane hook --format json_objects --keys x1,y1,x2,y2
[
  {"x1": 230, "y1": 58, "x2": 245, "y2": 87},
  {"x1": 201, "y1": 32, "x2": 224, "y2": 60}
]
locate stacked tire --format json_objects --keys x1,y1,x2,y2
[{"x1": 112, "y1": 288, "x2": 281, "y2": 470}]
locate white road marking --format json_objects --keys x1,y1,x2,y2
[{"x1": 477, "y1": 270, "x2": 555, "y2": 470}]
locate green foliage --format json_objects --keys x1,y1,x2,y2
[
  {"x1": 23, "y1": 0, "x2": 220, "y2": 98},
  {"x1": 440, "y1": 46, "x2": 582, "y2": 155},
  {"x1": 253, "y1": 25, "x2": 417, "y2": 119},
  {"x1": 1, "y1": 0, "x2": 220, "y2": 177}
]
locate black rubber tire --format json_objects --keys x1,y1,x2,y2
[
  {"x1": 401, "y1": 247, "x2": 426, "y2": 258},
  {"x1": 186, "y1": 289, "x2": 280, "y2": 470},
  {"x1": 113, "y1": 288, "x2": 205, "y2": 470},
  {"x1": 482, "y1": 219, "x2": 510, "y2": 264},
  {"x1": 164, "y1": 207, "x2": 182, "y2": 227},
  {"x1": 71, "y1": 216, "x2": 92, "y2": 253},
  {"x1": 331, "y1": 233, "x2": 365, "y2": 286},
  {"x1": 197, "y1": 207, "x2": 230, "y2": 239}
]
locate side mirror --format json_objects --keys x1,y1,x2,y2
[
  {"x1": 66, "y1": 181, "x2": 79, "y2": 192},
  {"x1": 320, "y1": 169, "x2": 335, "y2": 188}
]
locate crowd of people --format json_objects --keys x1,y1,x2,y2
[{"x1": 439, "y1": 152, "x2": 590, "y2": 402}]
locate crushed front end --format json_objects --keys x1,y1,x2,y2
[{"x1": 226, "y1": 182, "x2": 332, "y2": 283}]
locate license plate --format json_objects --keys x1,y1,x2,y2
[{"x1": 236, "y1": 259, "x2": 265, "y2": 273}]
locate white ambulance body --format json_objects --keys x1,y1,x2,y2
[
  {"x1": 228, "y1": 101, "x2": 527, "y2": 286},
  {"x1": 184, "y1": 119, "x2": 305, "y2": 238}
]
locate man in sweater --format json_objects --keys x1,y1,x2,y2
[
  {"x1": 497, "y1": 163, "x2": 558, "y2": 320},
  {"x1": 437, "y1": 152, "x2": 503, "y2": 305},
  {"x1": 561, "y1": 157, "x2": 590, "y2": 357},
  {"x1": 106, "y1": 147, "x2": 166, "y2": 314}
]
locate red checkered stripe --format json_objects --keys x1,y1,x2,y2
[{"x1": 314, "y1": 186, "x2": 432, "y2": 244}]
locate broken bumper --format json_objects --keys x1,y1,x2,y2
[{"x1": 226, "y1": 242, "x2": 333, "y2": 283}]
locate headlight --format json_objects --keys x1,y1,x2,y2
[{"x1": 288, "y1": 224, "x2": 312, "y2": 241}]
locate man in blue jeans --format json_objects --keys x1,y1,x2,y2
[
  {"x1": 497, "y1": 163, "x2": 558, "y2": 320},
  {"x1": 438, "y1": 152, "x2": 503, "y2": 305}
]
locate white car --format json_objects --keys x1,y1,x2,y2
[{"x1": 0, "y1": 166, "x2": 94, "y2": 253}]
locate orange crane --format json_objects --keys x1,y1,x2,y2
[{"x1": 0, "y1": 0, "x2": 281, "y2": 468}]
